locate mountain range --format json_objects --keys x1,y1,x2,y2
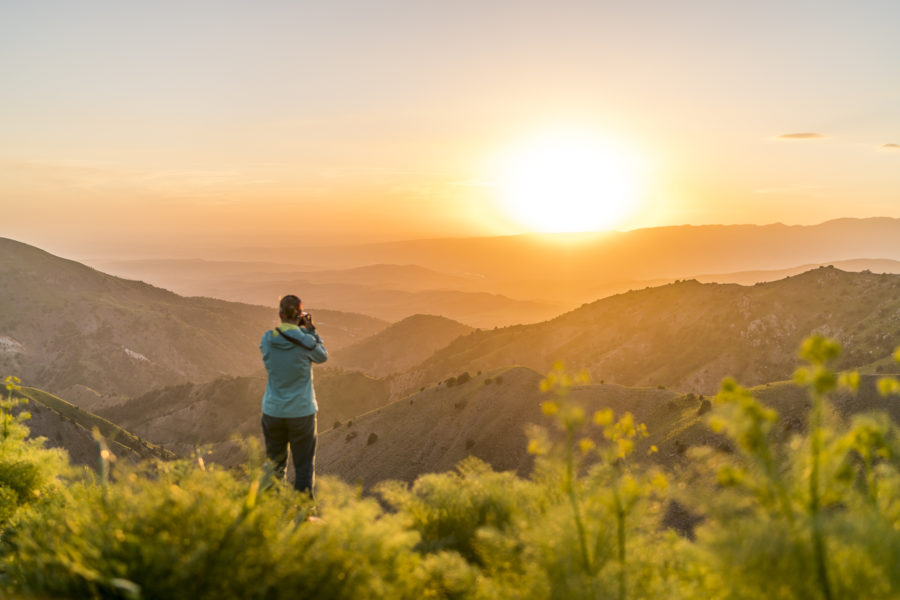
[
  {"x1": 91, "y1": 260, "x2": 563, "y2": 328},
  {"x1": 88, "y1": 218, "x2": 900, "y2": 327},
  {"x1": 0, "y1": 237, "x2": 386, "y2": 404}
]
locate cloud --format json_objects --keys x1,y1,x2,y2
[
  {"x1": 776, "y1": 132, "x2": 826, "y2": 140},
  {"x1": 882, "y1": 143, "x2": 900, "y2": 150}
]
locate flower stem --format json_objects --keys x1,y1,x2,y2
[
  {"x1": 809, "y1": 393, "x2": 833, "y2": 600},
  {"x1": 565, "y1": 426, "x2": 591, "y2": 573}
]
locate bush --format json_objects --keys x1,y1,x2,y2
[
  {"x1": 378, "y1": 457, "x2": 533, "y2": 564},
  {"x1": 0, "y1": 377, "x2": 68, "y2": 529},
  {"x1": 4, "y1": 462, "x2": 433, "y2": 599},
  {"x1": 5, "y1": 338, "x2": 900, "y2": 599}
]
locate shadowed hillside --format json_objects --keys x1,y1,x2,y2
[
  {"x1": 317, "y1": 366, "x2": 900, "y2": 489},
  {"x1": 0, "y1": 238, "x2": 387, "y2": 403},
  {"x1": 397, "y1": 267, "x2": 900, "y2": 397},
  {"x1": 95, "y1": 368, "x2": 392, "y2": 465},
  {"x1": 317, "y1": 366, "x2": 678, "y2": 488},
  {"x1": 330, "y1": 314, "x2": 474, "y2": 377}
]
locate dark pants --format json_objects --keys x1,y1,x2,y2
[{"x1": 261, "y1": 413, "x2": 317, "y2": 496}]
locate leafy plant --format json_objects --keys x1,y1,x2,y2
[
  {"x1": 694, "y1": 337, "x2": 900, "y2": 599},
  {"x1": 5, "y1": 338, "x2": 900, "y2": 599}
]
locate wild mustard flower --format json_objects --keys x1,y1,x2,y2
[{"x1": 535, "y1": 363, "x2": 664, "y2": 600}]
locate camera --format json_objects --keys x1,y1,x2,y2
[{"x1": 299, "y1": 311, "x2": 314, "y2": 329}]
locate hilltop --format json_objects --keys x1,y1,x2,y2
[
  {"x1": 397, "y1": 267, "x2": 900, "y2": 397},
  {"x1": 0, "y1": 238, "x2": 387, "y2": 403},
  {"x1": 330, "y1": 314, "x2": 474, "y2": 377}
]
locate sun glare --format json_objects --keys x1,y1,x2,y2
[{"x1": 495, "y1": 132, "x2": 640, "y2": 234}]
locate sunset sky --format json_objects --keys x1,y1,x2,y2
[{"x1": 1, "y1": 1, "x2": 899, "y2": 258}]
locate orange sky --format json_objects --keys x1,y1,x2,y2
[{"x1": 1, "y1": 2, "x2": 899, "y2": 259}]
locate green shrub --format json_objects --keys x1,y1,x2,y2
[
  {"x1": 691, "y1": 337, "x2": 900, "y2": 599},
  {"x1": 0, "y1": 376, "x2": 68, "y2": 529},
  {"x1": 5, "y1": 463, "x2": 432, "y2": 599},
  {"x1": 379, "y1": 457, "x2": 533, "y2": 564}
]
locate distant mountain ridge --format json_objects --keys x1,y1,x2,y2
[
  {"x1": 215, "y1": 217, "x2": 900, "y2": 281},
  {"x1": 88, "y1": 218, "x2": 900, "y2": 314},
  {"x1": 692, "y1": 258, "x2": 900, "y2": 286},
  {"x1": 91, "y1": 260, "x2": 561, "y2": 328}
]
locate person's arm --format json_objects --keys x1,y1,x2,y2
[
  {"x1": 304, "y1": 328, "x2": 328, "y2": 364},
  {"x1": 309, "y1": 339, "x2": 327, "y2": 364}
]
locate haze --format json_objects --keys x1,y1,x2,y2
[{"x1": 1, "y1": 1, "x2": 899, "y2": 260}]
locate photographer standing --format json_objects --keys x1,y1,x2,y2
[{"x1": 259, "y1": 294, "x2": 327, "y2": 496}]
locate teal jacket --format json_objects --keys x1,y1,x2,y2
[{"x1": 259, "y1": 323, "x2": 328, "y2": 418}]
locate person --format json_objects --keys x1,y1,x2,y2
[{"x1": 259, "y1": 294, "x2": 327, "y2": 496}]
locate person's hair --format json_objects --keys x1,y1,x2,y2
[{"x1": 279, "y1": 294, "x2": 302, "y2": 320}]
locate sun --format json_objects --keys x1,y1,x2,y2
[{"x1": 495, "y1": 132, "x2": 639, "y2": 233}]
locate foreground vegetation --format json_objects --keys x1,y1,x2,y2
[{"x1": 2, "y1": 338, "x2": 900, "y2": 599}]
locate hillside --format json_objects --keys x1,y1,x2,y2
[
  {"x1": 317, "y1": 365, "x2": 900, "y2": 489},
  {"x1": 96, "y1": 368, "x2": 392, "y2": 465},
  {"x1": 330, "y1": 314, "x2": 474, "y2": 377},
  {"x1": 317, "y1": 366, "x2": 679, "y2": 488},
  {"x1": 396, "y1": 267, "x2": 900, "y2": 397},
  {"x1": 15, "y1": 386, "x2": 173, "y2": 467},
  {"x1": 0, "y1": 238, "x2": 387, "y2": 403}
]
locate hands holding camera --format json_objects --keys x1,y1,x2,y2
[{"x1": 299, "y1": 311, "x2": 315, "y2": 331}]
